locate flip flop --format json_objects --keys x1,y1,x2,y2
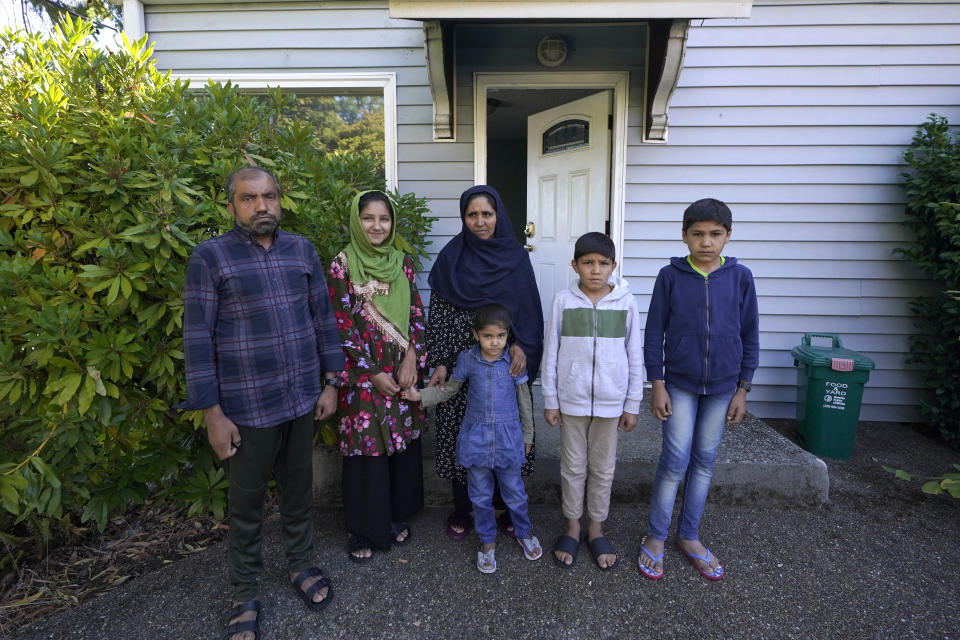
[
  {"x1": 551, "y1": 534, "x2": 580, "y2": 568},
  {"x1": 290, "y1": 566, "x2": 334, "y2": 610},
  {"x1": 676, "y1": 541, "x2": 724, "y2": 580},
  {"x1": 587, "y1": 536, "x2": 619, "y2": 571},
  {"x1": 637, "y1": 536, "x2": 664, "y2": 579}
]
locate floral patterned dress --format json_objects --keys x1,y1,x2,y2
[
  {"x1": 426, "y1": 294, "x2": 535, "y2": 485},
  {"x1": 328, "y1": 252, "x2": 427, "y2": 456}
]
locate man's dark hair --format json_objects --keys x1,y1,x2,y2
[
  {"x1": 225, "y1": 167, "x2": 280, "y2": 204},
  {"x1": 682, "y1": 198, "x2": 733, "y2": 232},
  {"x1": 358, "y1": 190, "x2": 394, "y2": 221},
  {"x1": 472, "y1": 303, "x2": 512, "y2": 332}
]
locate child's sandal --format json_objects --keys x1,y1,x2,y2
[
  {"x1": 517, "y1": 535, "x2": 543, "y2": 561},
  {"x1": 477, "y1": 547, "x2": 497, "y2": 574}
]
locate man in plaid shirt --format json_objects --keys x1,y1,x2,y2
[{"x1": 181, "y1": 167, "x2": 344, "y2": 638}]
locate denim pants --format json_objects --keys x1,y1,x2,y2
[
  {"x1": 466, "y1": 465, "x2": 533, "y2": 544},
  {"x1": 647, "y1": 384, "x2": 733, "y2": 542}
]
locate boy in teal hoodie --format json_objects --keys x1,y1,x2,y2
[{"x1": 541, "y1": 232, "x2": 644, "y2": 570}]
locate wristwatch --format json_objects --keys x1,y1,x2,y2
[
  {"x1": 737, "y1": 380, "x2": 752, "y2": 392},
  {"x1": 324, "y1": 376, "x2": 342, "y2": 389}
]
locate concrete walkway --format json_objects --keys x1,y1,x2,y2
[{"x1": 313, "y1": 385, "x2": 830, "y2": 508}]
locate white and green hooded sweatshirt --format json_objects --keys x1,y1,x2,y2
[{"x1": 541, "y1": 276, "x2": 645, "y2": 418}]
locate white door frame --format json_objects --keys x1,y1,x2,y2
[{"x1": 473, "y1": 71, "x2": 629, "y2": 271}]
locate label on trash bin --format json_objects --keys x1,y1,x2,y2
[
  {"x1": 831, "y1": 357, "x2": 854, "y2": 372},
  {"x1": 822, "y1": 381, "x2": 847, "y2": 411}
]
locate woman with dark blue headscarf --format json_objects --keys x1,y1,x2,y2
[{"x1": 426, "y1": 185, "x2": 544, "y2": 540}]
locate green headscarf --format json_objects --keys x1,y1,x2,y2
[{"x1": 342, "y1": 190, "x2": 410, "y2": 340}]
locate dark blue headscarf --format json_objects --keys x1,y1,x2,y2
[{"x1": 428, "y1": 185, "x2": 544, "y2": 379}]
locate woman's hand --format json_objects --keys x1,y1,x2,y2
[
  {"x1": 649, "y1": 381, "x2": 672, "y2": 422},
  {"x1": 372, "y1": 372, "x2": 400, "y2": 396},
  {"x1": 396, "y1": 349, "x2": 418, "y2": 389},
  {"x1": 508, "y1": 344, "x2": 527, "y2": 377},
  {"x1": 427, "y1": 365, "x2": 447, "y2": 390}
]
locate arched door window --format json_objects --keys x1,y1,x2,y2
[{"x1": 542, "y1": 119, "x2": 589, "y2": 154}]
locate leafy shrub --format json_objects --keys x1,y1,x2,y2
[
  {"x1": 0, "y1": 18, "x2": 434, "y2": 546},
  {"x1": 898, "y1": 115, "x2": 960, "y2": 447}
]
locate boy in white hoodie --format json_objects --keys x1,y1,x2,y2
[{"x1": 542, "y1": 232, "x2": 644, "y2": 570}]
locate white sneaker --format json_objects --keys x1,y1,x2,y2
[
  {"x1": 518, "y1": 535, "x2": 543, "y2": 561},
  {"x1": 477, "y1": 547, "x2": 497, "y2": 574}
]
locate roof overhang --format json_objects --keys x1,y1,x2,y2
[{"x1": 395, "y1": 2, "x2": 752, "y2": 141}]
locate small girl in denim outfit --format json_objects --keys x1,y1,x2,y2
[{"x1": 402, "y1": 303, "x2": 542, "y2": 573}]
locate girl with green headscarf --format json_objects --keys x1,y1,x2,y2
[{"x1": 327, "y1": 190, "x2": 427, "y2": 561}]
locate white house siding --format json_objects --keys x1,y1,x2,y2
[
  {"x1": 631, "y1": 0, "x2": 960, "y2": 420},
  {"x1": 140, "y1": 0, "x2": 960, "y2": 421},
  {"x1": 141, "y1": 0, "x2": 439, "y2": 254}
]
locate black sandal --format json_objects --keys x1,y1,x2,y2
[
  {"x1": 587, "y1": 536, "x2": 620, "y2": 571},
  {"x1": 552, "y1": 534, "x2": 580, "y2": 569},
  {"x1": 347, "y1": 534, "x2": 373, "y2": 563},
  {"x1": 290, "y1": 567, "x2": 333, "y2": 611},
  {"x1": 224, "y1": 599, "x2": 261, "y2": 640},
  {"x1": 390, "y1": 522, "x2": 412, "y2": 546}
]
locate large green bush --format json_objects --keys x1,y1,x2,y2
[
  {"x1": 0, "y1": 18, "x2": 434, "y2": 547},
  {"x1": 898, "y1": 115, "x2": 960, "y2": 447}
]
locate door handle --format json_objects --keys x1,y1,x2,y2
[
  {"x1": 524, "y1": 222, "x2": 535, "y2": 238},
  {"x1": 524, "y1": 244, "x2": 534, "y2": 252}
]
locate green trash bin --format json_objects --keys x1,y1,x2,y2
[{"x1": 791, "y1": 333, "x2": 875, "y2": 459}]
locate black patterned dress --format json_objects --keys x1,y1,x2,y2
[{"x1": 425, "y1": 294, "x2": 535, "y2": 485}]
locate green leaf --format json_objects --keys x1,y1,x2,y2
[
  {"x1": 0, "y1": 477, "x2": 21, "y2": 516},
  {"x1": 20, "y1": 169, "x2": 39, "y2": 187},
  {"x1": 944, "y1": 479, "x2": 960, "y2": 499},
  {"x1": 29, "y1": 457, "x2": 61, "y2": 489},
  {"x1": 106, "y1": 277, "x2": 121, "y2": 304},
  {"x1": 893, "y1": 469, "x2": 912, "y2": 481},
  {"x1": 52, "y1": 373, "x2": 83, "y2": 405},
  {"x1": 78, "y1": 375, "x2": 95, "y2": 415},
  {"x1": 920, "y1": 480, "x2": 942, "y2": 495}
]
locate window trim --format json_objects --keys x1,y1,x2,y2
[{"x1": 170, "y1": 72, "x2": 398, "y2": 190}]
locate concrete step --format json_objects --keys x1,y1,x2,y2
[{"x1": 312, "y1": 385, "x2": 829, "y2": 507}]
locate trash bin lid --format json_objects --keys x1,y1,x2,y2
[{"x1": 790, "y1": 333, "x2": 875, "y2": 370}]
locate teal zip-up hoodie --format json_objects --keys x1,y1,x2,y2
[{"x1": 541, "y1": 276, "x2": 645, "y2": 417}]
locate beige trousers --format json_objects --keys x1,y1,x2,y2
[{"x1": 559, "y1": 414, "x2": 620, "y2": 522}]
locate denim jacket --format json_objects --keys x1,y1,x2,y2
[{"x1": 420, "y1": 345, "x2": 533, "y2": 469}]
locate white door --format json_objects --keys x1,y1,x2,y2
[{"x1": 525, "y1": 90, "x2": 612, "y2": 318}]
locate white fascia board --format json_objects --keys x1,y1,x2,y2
[{"x1": 389, "y1": 0, "x2": 752, "y2": 19}]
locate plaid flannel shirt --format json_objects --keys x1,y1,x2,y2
[{"x1": 180, "y1": 225, "x2": 345, "y2": 427}]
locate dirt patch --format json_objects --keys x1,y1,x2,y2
[{"x1": 0, "y1": 503, "x2": 228, "y2": 634}]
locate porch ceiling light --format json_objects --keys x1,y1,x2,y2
[{"x1": 536, "y1": 34, "x2": 568, "y2": 67}]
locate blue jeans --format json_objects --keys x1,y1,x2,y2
[
  {"x1": 647, "y1": 384, "x2": 733, "y2": 542},
  {"x1": 466, "y1": 465, "x2": 532, "y2": 544}
]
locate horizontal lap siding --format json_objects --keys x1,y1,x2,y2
[
  {"x1": 630, "y1": 0, "x2": 960, "y2": 421},
  {"x1": 143, "y1": 0, "x2": 435, "y2": 229}
]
